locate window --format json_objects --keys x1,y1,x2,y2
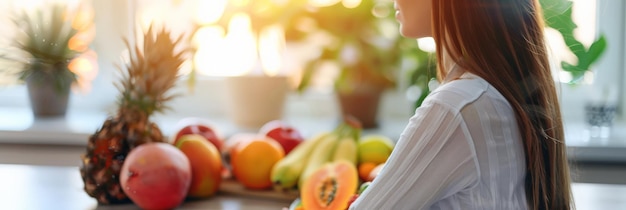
[
  {"x1": 552, "y1": 0, "x2": 625, "y2": 123},
  {"x1": 595, "y1": 0, "x2": 626, "y2": 121},
  {"x1": 0, "y1": 0, "x2": 624, "y2": 139}
]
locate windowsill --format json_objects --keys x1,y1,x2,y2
[
  {"x1": 563, "y1": 119, "x2": 626, "y2": 163},
  {"x1": 0, "y1": 106, "x2": 410, "y2": 146},
  {"x1": 2, "y1": 106, "x2": 626, "y2": 163}
]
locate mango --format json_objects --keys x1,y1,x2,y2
[
  {"x1": 175, "y1": 134, "x2": 223, "y2": 198},
  {"x1": 357, "y1": 135, "x2": 395, "y2": 165}
]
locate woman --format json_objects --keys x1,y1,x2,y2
[{"x1": 350, "y1": 0, "x2": 572, "y2": 209}]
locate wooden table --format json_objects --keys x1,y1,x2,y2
[
  {"x1": 0, "y1": 164, "x2": 291, "y2": 210},
  {"x1": 0, "y1": 164, "x2": 625, "y2": 210}
]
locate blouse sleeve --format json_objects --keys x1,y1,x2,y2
[{"x1": 349, "y1": 98, "x2": 479, "y2": 209}]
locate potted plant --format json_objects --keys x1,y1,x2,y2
[
  {"x1": 0, "y1": 2, "x2": 94, "y2": 117},
  {"x1": 286, "y1": 1, "x2": 404, "y2": 128},
  {"x1": 195, "y1": 1, "x2": 308, "y2": 129}
]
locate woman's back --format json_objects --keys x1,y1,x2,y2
[
  {"x1": 355, "y1": 0, "x2": 572, "y2": 208},
  {"x1": 351, "y1": 73, "x2": 527, "y2": 209},
  {"x1": 437, "y1": 73, "x2": 528, "y2": 209}
]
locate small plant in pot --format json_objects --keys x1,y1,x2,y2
[
  {"x1": 286, "y1": 1, "x2": 403, "y2": 128},
  {"x1": 0, "y1": 2, "x2": 94, "y2": 117},
  {"x1": 201, "y1": 1, "x2": 309, "y2": 129}
]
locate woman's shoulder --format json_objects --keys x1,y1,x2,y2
[{"x1": 425, "y1": 74, "x2": 490, "y2": 112}]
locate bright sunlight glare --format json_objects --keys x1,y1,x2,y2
[
  {"x1": 70, "y1": 2, "x2": 94, "y2": 31},
  {"x1": 193, "y1": 26, "x2": 226, "y2": 76},
  {"x1": 195, "y1": 0, "x2": 227, "y2": 25},
  {"x1": 231, "y1": 0, "x2": 250, "y2": 6},
  {"x1": 68, "y1": 25, "x2": 95, "y2": 52},
  {"x1": 309, "y1": 0, "x2": 342, "y2": 7},
  {"x1": 192, "y1": 26, "x2": 225, "y2": 48},
  {"x1": 342, "y1": 0, "x2": 361, "y2": 9},
  {"x1": 194, "y1": 13, "x2": 257, "y2": 77},
  {"x1": 69, "y1": 50, "x2": 98, "y2": 93},
  {"x1": 417, "y1": 37, "x2": 436, "y2": 53},
  {"x1": 10, "y1": 0, "x2": 44, "y2": 9},
  {"x1": 572, "y1": 0, "x2": 596, "y2": 47},
  {"x1": 259, "y1": 25, "x2": 286, "y2": 77}
]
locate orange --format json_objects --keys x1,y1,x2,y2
[
  {"x1": 230, "y1": 137, "x2": 285, "y2": 190},
  {"x1": 367, "y1": 163, "x2": 386, "y2": 181},
  {"x1": 358, "y1": 162, "x2": 377, "y2": 182},
  {"x1": 224, "y1": 133, "x2": 259, "y2": 163}
]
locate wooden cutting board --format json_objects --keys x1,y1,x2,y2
[{"x1": 219, "y1": 178, "x2": 300, "y2": 202}]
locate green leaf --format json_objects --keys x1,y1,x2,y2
[
  {"x1": 539, "y1": 0, "x2": 607, "y2": 85},
  {"x1": 561, "y1": 61, "x2": 583, "y2": 72},
  {"x1": 578, "y1": 35, "x2": 607, "y2": 70}
]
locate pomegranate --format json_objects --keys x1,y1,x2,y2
[{"x1": 120, "y1": 143, "x2": 191, "y2": 209}]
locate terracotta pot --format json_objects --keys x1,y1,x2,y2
[
  {"x1": 336, "y1": 86, "x2": 384, "y2": 129},
  {"x1": 25, "y1": 73, "x2": 71, "y2": 117}
]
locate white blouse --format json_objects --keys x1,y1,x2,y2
[{"x1": 350, "y1": 73, "x2": 527, "y2": 210}]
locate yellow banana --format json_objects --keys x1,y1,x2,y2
[
  {"x1": 297, "y1": 132, "x2": 341, "y2": 189},
  {"x1": 271, "y1": 132, "x2": 332, "y2": 191},
  {"x1": 331, "y1": 136, "x2": 358, "y2": 166}
]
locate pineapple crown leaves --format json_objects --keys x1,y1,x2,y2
[
  {"x1": 0, "y1": 2, "x2": 90, "y2": 82},
  {"x1": 115, "y1": 26, "x2": 187, "y2": 117}
]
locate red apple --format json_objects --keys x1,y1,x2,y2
[
  {"x1": 172, "y1": 118, "x2": 224, "y2": 153},
  {"x1": 258, "y1": 120, "x2": 304, "y2": 155}
]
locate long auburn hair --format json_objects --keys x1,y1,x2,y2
[{"x1": 431, "y1": 0, "x2": 572, "y2": 209}]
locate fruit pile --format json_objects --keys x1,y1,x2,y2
[
  {"x1": 77, "y1": 22, "x2": 396, "y2": 210},
  {"x1": 272, "y1": 118, "x2": 396, "y2": 210},
  {"x1": 83, "y1": 114, "x2": 394, "y2": 209}
]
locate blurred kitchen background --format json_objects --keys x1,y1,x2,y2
[{"x1": 0, "y1": 0, "x2": 625, "y2": 186}]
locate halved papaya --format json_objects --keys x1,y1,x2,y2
[{"x1": 301, "y1": 160, "x2": 358, "y2": 210}]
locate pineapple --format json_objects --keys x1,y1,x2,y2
[{"x1": 80, "y1": 26, "x2": 186, "y2": 204}]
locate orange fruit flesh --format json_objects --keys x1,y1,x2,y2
[{"x1": 302, "y1": 160, "x2": 358, "y2": 210}]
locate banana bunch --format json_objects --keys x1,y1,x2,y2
[
  {"x1": 270, "y1": 132, "x2": 332, "y2": 191},
  {"x1": 271, "y1": 120, "x2": 362, "y2": 191}
]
